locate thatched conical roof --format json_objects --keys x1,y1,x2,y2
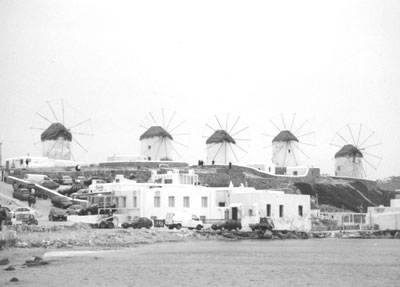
[
  {"x1": 335, "y1": 144, "x2": 363, "y2": 158},
  {"x1": 41, "y1": 123, "x2": 72, "y2": 141},
  {"x1": 206, "y1": 130, "x2": 236, "y2": 145},
  {"x1": 139, "y1": 126, "x2": 173, "y2": 140},
  {"x1": 272, "y1": 130, "x2": 299, "y2": 143}
]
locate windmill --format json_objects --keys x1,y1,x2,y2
[
  {"x1": 263, "y1": 113, "x2": 315, "y2": 167},
  {"x1": 203, "y1": 114, "x2": 251, "y2": 165},
  {"x1": 30, "y1": 99, "x2": 93, "y2": 161},
  {"x1": 139, "y1": 108, "x2": 189, "y2": 161},
  {"x1": 330, "y1": 123, "x2": 382, "y2": 178}
]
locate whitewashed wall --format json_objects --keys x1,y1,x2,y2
[
  {"x1": 206, "y1": 142, "x2": 235, "y2": 164},
  {"x1": 42, "y1": 138, "x2": 71, "y2": 160},
  {"x1": 335, "y1": 156, "x2": 364, "y2": 178},
  {"x1": 140, "y1": 137, "x2": 173, "y2": 161},
  {"x1": 230, "y1": 190, "x2": 311, "y2": 232},
  {"x1": 272, "y1": 141, "x2": 302, "y2": 167}
]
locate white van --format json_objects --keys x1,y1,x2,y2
[
  {"x1": 165, "y1": 211, "x2": 204, "y2": 230},
  {"x1": 23, "y1": 174, "x2": 50, "y2": 184}
]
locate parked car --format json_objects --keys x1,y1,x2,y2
[
  {"x1": 65, "y1": 204, "x2": 83, "y2": 215},
  {"x1": 13, "y1": 213, "x2": 38, "y2": 225},
  {"x1": 39, "y1": 179, "x2": 60, "y2": 190},
  {"x1": 0, "y1": 206, "x2": 12, "y2": 226},
  {"x1": 12, "y1": 188, "x2": 31, "y2": 201},
  {"x1": 70, "y1": 188, "x2": 89, "y2": 200},
  {"x1": 51, "y1": 196, "x2": 73, "y2": 209},
  {"x1": 10, "y1": 206, "x2": 37, "y2": 218},
  {"x1": 58, "y1": 175, "x2": 74, "y2": 185},
  {"x1": 78, "y1": 202, "x2": 116, "y2": 216},
  {"x1": 121, "y1": 217, "x2": 153, "y2": 229},
  {"x1": 48, "y1": 208, "x2": 67, "y2": 221},
  {"x1": 58, "y1": 183, "x2": 85, "y2": 196},
  {"x1": 23, "y1": 174, "x2": 50, "y2": 184},
  {"x1": 75, "y1": 176, "x2": 87, "y2": 184},
  {"x1": 211, "y1": 219, "x2": 242, "y2": 231}
]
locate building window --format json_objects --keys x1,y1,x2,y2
[
  {"x1": 218, "y1": 202, "x2": 225, "y2": 207},
  {"x1": 148, "y1": 145, "x2": 151, "y2": 150},
  {"x1": 154, "y1": 196, "x2": 161, "y2": 208},
  {"x1": 148, "y1": 156, "x2": 151, "y2": 160},
  {"x1": 279, "y1": 205, "x2": 284, "y2": 217},
  {"x1": 133, "y1": 196, "x2": 137, "y2": 208},
  {"x1": 168, "y1": 196, "x2": 175, "y2": 208},
  {"x1": 183, "y1": 196, "x2": 190, "y2": 208},
  {"x1": 266, "y1": 204, "x2": 271, "y2": 217},
  {"x1": 298, "y1": 205, "x2": 303, "y2": 216},
  {"x1": 120, "y1": 197, "x2": 126, "y2": 208},
  {"x1": 164, "y1": 179, "x2": 173, "y2": 184},
  {"x1": 249, "y1": 209, "x2": 253, "y2": 216},
  {"x1": 201, "y1": 197, "x2": 208, "y2": 208}
]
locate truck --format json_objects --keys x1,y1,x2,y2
[
  {"x1": 165, "y1": 211, "x2": 203, "y2": 230},
  {"x1": 249, "y1": 217, "x2": 275, "y2": 231}
]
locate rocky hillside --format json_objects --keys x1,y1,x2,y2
[
  {"x1": 192, "y1": 165, "x2": 396, "y2": 212},
  {"x1": 294, "y1": 178, "x2": 393, "y2": 212}
]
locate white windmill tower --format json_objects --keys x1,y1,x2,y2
[
  {"x1": 330, "y1": 123, "x2": 382, "y2": 178},
  {"x1": 31, "y1": 99, "x2": 93, "y2": 161},
  {"x1": 203, "y1": 114, "x2": 250, "y2": 165},
  {"x1": 139, "y1": 109, "x2": 189, "y2": 161},
  {"x1": 263, "y1": 113, "x2": 315, "y2": 168}
]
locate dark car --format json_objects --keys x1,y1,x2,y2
[
  {"x1": 58, "y1": 183, "x2": 85, "y2": 196},
  {"x1": 51, "y1": 196, "x2": 73, "y2": 209},
  {"x1": 121, "y1": 217, "x2": 153, "y2": 229},
  {"x1": 39, "y1": 179, "x2": 60, "y2": 190},
  {"x1": 211, "y1": 219, "x2": 242, "y2": 231},
  {"x1": 78, "y1": 202, "x2": 116, "y2": 216},
  {"x1": 12, "y1": 188, "x2": 31, "y2": 201},
  {"x1": 70, "y1": 188, "x2": 89, "y2": 200},
  {"x1": 0, "y1": 206, "x2": 12, "y2": 226},
  {"x1": 14, "y1": 213, "x2": 38, "y2": 225},
  {"x1": 48, "y1": 208, "x2": 67, "y2": 221}
]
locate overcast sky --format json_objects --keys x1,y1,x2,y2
[{"x1": 1, "y1": 0, "x2": 399, "y2": 180}]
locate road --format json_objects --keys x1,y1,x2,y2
[{"x1": 0, "y1": 181, "x2": 74, "y2": 227}]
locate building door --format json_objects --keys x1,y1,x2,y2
[{"x1": 232, "y1": 207, "x2": 238, "y2": 220}]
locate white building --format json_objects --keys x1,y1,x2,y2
[
  {"x1": 81, "y1": 169, "x2": 311, "y2": 232},
  {"x1": 334, "y1": 144, "x2": 364, "y2": 178},
  {"x1": 206, "y1": 130, "x2": 236, "y2": 164},
  {"x1": 366, "y1": 199, "x2": 400, "y2": 230},
  {"x1": 139, "y1": 126, "x2": 174, "y2": 161},
  {"x1": 272, "y1": 130, "x2": 302, "y2": 167},
  {"x1": 229, "y1": 189, "x2": 311, "y2": 232},
  {"x1": 41, "y1": 123, "x2": 72, "y2": 160}
]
